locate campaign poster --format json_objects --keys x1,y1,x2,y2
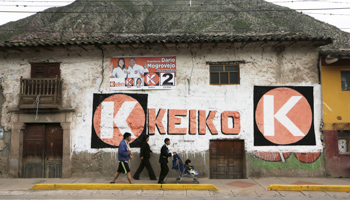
[{"x1": 109, "y1": 56, "x2": 176, "y2": 90}]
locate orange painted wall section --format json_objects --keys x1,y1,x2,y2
[
  {"x1": 199, "y1": 110, "x2": 218, "y2": 135},
  {"x1": 148, "y1": 108, "x2": 166, "y2": 135},
  {"x1": 221, "y1": 111, "x2": 240, "y2": 134},
  {"x1": 321, "y1": 65, "x2": 350, "y2": 126},
  {"x1": 189, "y1": 110, "x2": 197, "y2": 135},
  {"x1": 168, "y1": 109, "x2": 187, "y2": 134}
]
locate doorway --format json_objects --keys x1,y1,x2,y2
[
  {"x1": 22, "y1": 123, "x2": 63, "y2": 178},
  {"x1": 209, "y1": 140, "x2": 245, "y2": 179}
]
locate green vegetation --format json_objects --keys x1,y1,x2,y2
[{"x1": 250, "y1": 153, "x2": 323, "y2": 171}]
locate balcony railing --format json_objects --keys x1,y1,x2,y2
[{"x1": 19, "y1": 77, "x2": 62, "y2": 109}]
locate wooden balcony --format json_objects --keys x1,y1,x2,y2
[{"x1": 19, "y1": 77, "x2": 62, "y2": 109}]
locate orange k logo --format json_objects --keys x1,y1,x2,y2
[{"x1": 93, "y1": 94, "x2": 145, "y2": 146}]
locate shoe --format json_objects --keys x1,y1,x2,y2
[
  {"x1": 133, "y1": 177, "x2": 140, "y2": 180},
  {"x1": 150, "y1": 178, "x2": 157, "y2": 180},
  {"x1": 158, "y1": 181, "x2": 165, "y2": 184},
  {"x1": 110, "y1": 181, "x2": 115, "y2": 184}
]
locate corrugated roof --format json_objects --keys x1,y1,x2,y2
[{"x1": 0, "y1": 33, "x2": 332, "y2": 48}]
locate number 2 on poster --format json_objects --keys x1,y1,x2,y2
[{"x1": 160, "y1": 73, "x2": 175, "y2": 86}]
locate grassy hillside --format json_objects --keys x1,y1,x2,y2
[{"x1": 0, "y1": 0, "x2": 349, "y2": 50}]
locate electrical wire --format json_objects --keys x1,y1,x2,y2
[
  {"x1": 303, "y1": 12, "x2": 350, "y2": 16},
  {"x1": 0, "y1": 0, "x2": 348, "y2": 3},
  {"x1": 0, "y1": 0, "x2": 349, "y2": 32},
  {"x1": 270, "y1": 0, "x2": 349, "y2": 3}
]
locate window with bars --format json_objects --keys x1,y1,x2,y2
[
  {"x1": 341, "y1": 71, "x2": 350, "y2": 91},
  {"x1": 210, "y1": 65, "x2": 240, "y2": 85},
  {"x1": 338, "y1": 131, "x2": 350, "y2": 154}
]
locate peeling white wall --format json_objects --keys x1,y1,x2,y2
[{"x1": 0, "y1": 43, "x2": 323, "y2": 157}]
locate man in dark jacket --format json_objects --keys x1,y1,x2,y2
[
  {"x1": 110, "y1": 132, "x2": 133, "y2": 184},
  {"x1": 133, "y1": 135, "x2": 157, "y2": 180},
  {"x1": 158, "y1": 138, "x2": 176, "y2": 184}
]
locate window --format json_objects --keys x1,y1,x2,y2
[
  {"x1": 31, "y1": 63, "x2": 60, "y2": 78},
  {"x1": 341, "y1": 71, "x2": 350, "y2": 91},
  {"x1": 338, "y1": 131, "x2": 350, "y2": 154},
  {"x1": 210, "y1": 65, "x2": 239, "y2": 85}
]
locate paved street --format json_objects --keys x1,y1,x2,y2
[{"x1": 0, "y1": 177, "x2": 349, "y2": 199}]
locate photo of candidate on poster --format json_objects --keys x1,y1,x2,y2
[
  {"x1": 109, "y1": 56, "x2": 176, "y2": 90},
  {"x1": 135, "y1": 78, "x2": 143, "y2": 87}
]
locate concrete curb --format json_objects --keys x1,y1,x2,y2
[
  {"x1": 162, "y1": 184, "x2": 218, "y2": 190},
  {"x1": 31, "y1": 183, "x2": 218, "y2": 191},
  {"x1": 267, "y1": 184, "x2": 350, "y2": 192}
]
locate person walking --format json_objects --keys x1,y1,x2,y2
[
  {"x1": 110, "y1": 132, "x2": 133, "y2": 184},
  {"x1": 158, "y1": 138, "x2": 176, "y2": 184},
  {"x1": 133, "y1": 135, "x2": 157, "y2": 180}
]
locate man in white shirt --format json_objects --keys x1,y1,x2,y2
[{"x1": 126, "y1": 57, "x2": 149, "y2": 79}]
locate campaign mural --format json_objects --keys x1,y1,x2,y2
[
  {"x1": 109, "y1": 56, "x2": 176, "y2": 90},
  {"x1": 91, "y1": 93, "x2": 148, "y2": 148},
  {"x1": 254, "y1": 86, "x2": 315, "y2": 146},
  {"x1": 250, "y1": 151, "x2": 322, "y2": 170},
  {"x1": 91, "y1": 93, "x2": 242, "y2": 148},
  {"x1": 148, "y1": 109, "x2": 240, "y2": 135}
]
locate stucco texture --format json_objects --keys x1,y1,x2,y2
[{"x1": 0, "y1": 42, "x2": 324, "y2": 177}]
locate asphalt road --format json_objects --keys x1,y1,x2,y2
[{"x1": 1, "y1": 189, "x2": 350, "y2": 200}]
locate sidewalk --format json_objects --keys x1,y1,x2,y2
[
  {"x1": 1, "y1": 177, "x2": 350, "y2": 199},
  {"x1": 1, "y1": 176, "x2": 350, "y2": 191}
]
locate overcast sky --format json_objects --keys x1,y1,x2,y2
[
  {"x1": 0, "y1": 0, "x2": 349, "y2": 33},
  {"x1": 265, "y1": 0, "x2": 350, "y2": 33}
]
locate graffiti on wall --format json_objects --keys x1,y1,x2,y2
[
  {"x1": 250, "y1": 151, "x2": 322, "y2": 170},
  {"x1": 91, "y1": 93, "x2": 241, "y2": 148},
  {"x1": 254, "y1": 86, "x2": 315, "y2": 146}
]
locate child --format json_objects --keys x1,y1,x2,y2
[{"x1": 184, "y1": 159, "x2": 196, "y2": 175}]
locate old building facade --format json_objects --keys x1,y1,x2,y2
[
  {"x1": 0, "y1": 34, "x2": 332, "y2": 178},
  {"x1": 320, "y1": 51, "x2": 350, "y2": 178}
]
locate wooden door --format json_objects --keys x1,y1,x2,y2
[
  {"x1": 45, "y1": 124, "x2": 63, "y2": 178},
  {"x1": 210, "y1": 140, "x2": 244, "y2": 179},
  {"x1": 23, "y1": 124, "x2": 45, "y2": 178},
  {"x1": 23, "y1": 124, "x2": 63, "y2": 178},
  {"x1": 227, "y1": 140, "x2": 244, "y2": 179}
]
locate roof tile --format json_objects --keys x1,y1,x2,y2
[{"x1": 0, "y1": 33, "x2": 332, "y2": 48}]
